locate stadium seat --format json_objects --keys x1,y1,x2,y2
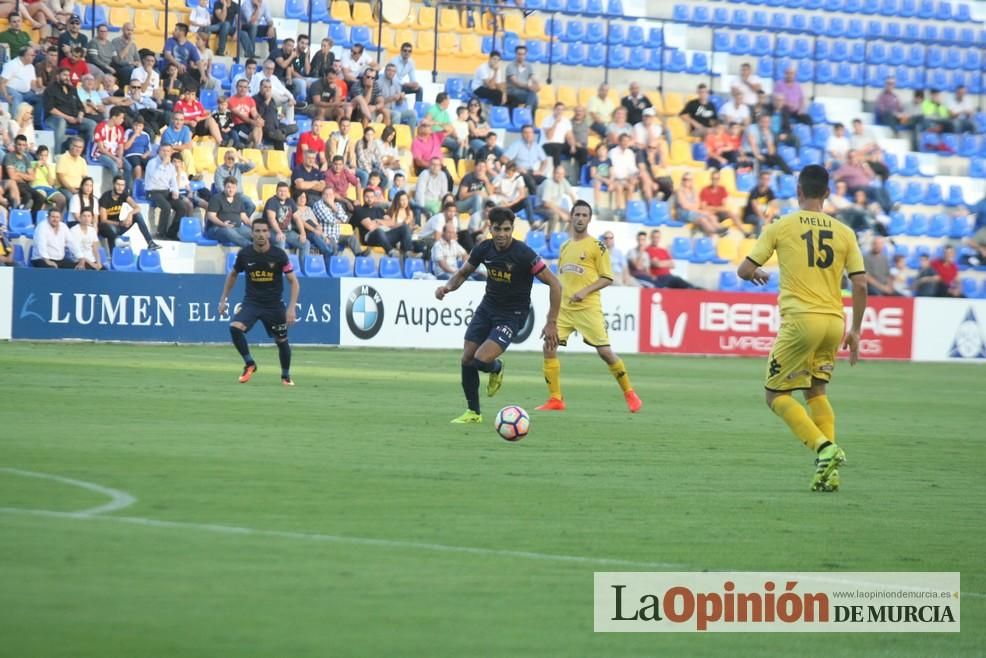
[
  {"x1": 719, "y1": 271, "x2": 742, "y2": 292},
  {"x1": 510, "y1": 107, "x2": 533, "y2": 132},
  {"x1": 776, "y1": 175, "x2": 797, "y2": 199},
  {"x1": 225, "y1": 252, "x2": 237, "y2": 274},
  {"x1": 907, "y1": 213, "x2": 929, "y2": 236},
  {"x1": 625, "y1": 25, "x2": 644, "y2": 47},
  {"x1": 137, "y1": 249, "x2": 163, "y2": 273},
  {"x1": 902, "y1": 182, "x2": 923, "y2": 205},
  {"x1": 945, "y1": 185, "x2": 966, "y2": 207},
  {"x1": 887, "y1": 211, "x2": 907, "y2": 236},
  {"x1": 8, "y1": 208, "x2": 33, "y2": 237},
  {"x1": 969, "y1": 157, "x2": 986, "y2": 179},
  {"x1": 736, "y1": 171, "x2": 756, "y2": 193},
  {"x1": 923, "y1": 183, "x2": 943, "y2": 206},
  {"x1": 287, "y1": 254, "x2": 304, "y2": 276},
  {"x1": 584, "y1": 21, "x2": 604, "y2": 44},
  {"x1": 670, "y1": 237, "x2": 692, "y2": 260},
  {"x1": 526, "y1": 230, "x2": 547, "y2": 256},
  {"x1": 562, "y1": 19, "x2": 585, "y2": 43},
  {"x1": 928, "y1": 214, "x2": 949, "y2": 238},
  {"x1": 544, "y1": 232, "x2": 567, "y2": 259},
  {"x1": 379, "y1": 257, "x2": 402, "y2": 279},
  {"x1": 403, "y1": 257, "x2": 426, "y2": 279},
  {"x1": 489, "y1": 106, "x2": 511, "y2": 130},
  {"x1": 111, "y1": 245, "x2": 138, "y2": 272},
  {"x1": 900, "y1": 154, "x2": 921, "y2": 177},
  {"x1": 285, "y1": 0, "x2": 309, "y2": 20},
  {"x1": 329, "y1": 255, "x2": 354, "y2": 277},
  {"x1": 13, "y1": 243, "x2": 25, "y2": 267},
  {"x1": 692, "y1": 238, "x2": 728, "y2": 264},
  {"x1": 300, "y1": 255, "x2": 326, "y2": 277},
  {"x1": 961, "y1": 279, "x2": 979, "y2": 298},
  {"x1": 625, "y1": 200, "x2": 647, "y2": 223}
]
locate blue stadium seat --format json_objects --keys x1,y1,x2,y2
[
  {"x1": 111, "y1": 245, "x2": 138, "y2": 272},
  {"x1": 82, "y1": 5, "x2": 109, "y2": 30},
  {"x1": 963, "y1": 50, "x2": 981, "y2": 72},
  {"x1": 808, "y1": 15, "x2": 826, "y2": 35},
  {"x1": 562, "y1": 43, "x2": 586, "y2": 66},
  {"x1": 585, "y1": 45, "x2": 606, "y2": 68},
  {"x1": 584, "y1": 0, "x2": 604, "y2": 15},
  {"x1": 692, "y1": 238, "x2": 728, "y2": 264},
  {"x1": 849, "y1": 42, "x2": 866, "y2": 64},
  {"x1": 928, "y1": 214, "x2": 949, "y2": 237},
  {"x1": 844, "y1": 0, "x2": 863, "y2": 12},
  {"x1": 712, "y1": 6, "x2": 730, "y2": 25},
  {"x1": 934, "y1": 0, "x2": 951, "y2": 19},
  {"x1": 671, "y1": 237, "x2": 692, "y2": 260},
  {"x1": 886, "y1": 179, "x2": 904, "y2": 204},
  {"x1": 770, "y1": 13, "x2": 788, "y2": 31},
  {"x1": 713, "y1": 31, "x2": 730, "y2": 53},
  {"x1": 607, "y1": 0, "x2": 624, "y2": 15},
  {"x1": 879, "y1": 0, "x2": 898, "y2": 14},
  {"x1": 955, "y1": 2, "x2": 971, "y2": 21},
  {"x1": 757, "y1": 57, "x2": 773, "y2": 79},
  {"x1": 562, "y1": 19, "x2": 585, "y2": 43},
  {"x1": 945, "y1": 185, "x2": 966, "y2": 207},
  {"x1": 901, "y1": 182, "x2": 923, "y2": 205},
  {"x1": 510, "y1": 107, "x2": 532, "y2": 131},
  {"x1": 887, "y1": 211, "x2": 907, "y2": 236},
  {"x1": 826, "y1": 17, "x2": 845, "y2": 38},
  {"x1": 403, "y1": 257, "x2": 426, "y2": 279},
  {"x1": 900, "y1": 154, "x2": 921, "y2": 177},
  {"x1": 566, "y1": 0, "x2": 586, "y2": 13},
  {"x1": 883, "y1": 153, "x2": 900, "y2": 176},
  {"x1": 625, "y1": 24, "x2": 645, "y2": 46},
  {"x1": 830, "y1": 40, "x2": 848, "y2": 63},
  {"x1": 329, "y1": 22, "x2": 350, "y2": 48},
  {"x1": 225, "y1": 252, "x2": 237, "y2": 274},
  {"x1": 693, "y1": 5, "x2": 711, "y2": 23},
  {"x1": 354, "y1": 256, "x2": 378, "y2": 278},
  {"x1": 330, "y1": 255, "x2": 353, "y2": 277},
  {"x1": 379, "y1": 256, "x2": 402, "y2": 279},
  {"x1": 926, "y1": 46, "x2": 944, "y2": 69},
  {"x1": 489, "y1": 106, "x2": 511, "y2": 129},
  {"x1": 777, "y1": 174, "x2": 797, "y2": 198},
  {"x1": 789, "y1": 13, "x2": 807, "y2": 32},
  {"x1": 907, "y1": 213, "x2": 929, "y2": 236},
  {"x1": 285, "y1": 0, "x2": 309, "y2": 19},
  {"x1": 645, "y1": 200, "x2": 670, "y2": 226},
  {"x1": 605, "y1": 23, "x2": 624, "y2": 45},
  {"x1": 137, "y1": 249, "x2": 163, "y2": 273},
  {"x1": 646, "y1": 27, "x2": 663, "y2": 49},
  {"x1": 304, "y1": 255, "x2": 328, "y2": 277},
  {"x1": 719, "y1": 271, "x2": 742, "y2": 292},
  {"x1": 970, "y1": 157, "x2": 986, "y2": 179},
  {"x1": 884, "y1": 22, "x2": 901, "y2": 40},
  {"x1": 13, "y1": 243, "x2": 26, "y2": 267},
  {"x1": 949, "y1": 216, "x2": 972, "y2": 239},
  {"x1": 923, "y1": 183, "x2": 943, "y2": 206},
  {"x1": 583, "y1": 21, "x2": 604, "y2": 44},
  {"x1": 7, "y1": 208, "x2": 33, "y2": 237},
  {"x1": 957, "y1": 135, "x2": 978, "y2": 158},
  {"x1": 687, "y1": 53, "x2": 709, "y2": 75},
  {"x1": 200, "y1": 88, "x2": 218, "y2": 112},
  {"x1": 626, "y1": 200, "x2": 647, "y2": 223},
  {"x1": 612, "y1": 47, "x2": 633, "y2": 69},
  {"x1": 751, "y1": 34, "x2": 771, "y2": 57},
  {"x1": 795, "y1": 61, "x2": 814, "y2": 83},
  {"x1": 958, "y1": 27, "x2": 975, "y2": 47},
  {"x1": 865, "y1": 19, "x2": 882, "y2": 40},
  {"x1": 731, "y1": 33, "x2": 752, "y2": 55},
  {"x1": 525, "y1": 230, "x2": 547, "y2": 256},
  {"x1": 961, "y1": 279, "x2": 979, "y2": 298},
  {"x1": 288, "y1": 254, "x2": 304, "y2": 276},
  {"x1": 310, "y1": 0, "x2": 330, "y2": 21},
  {"x1": 751, "y1": 10, "x2": 768, "y2": 30},
  {"x1": 544, "y1": 232, "x2": 567, "y2": 259},
  {"x1": 665, "y1": 50, "x2": 686, "y2": 73},
  {"x1": 868, "y1": 43, "x2": 888, "y2": 65},
  {"x1": 737, "y1": 171, "x2": 756, "y2": 193}
]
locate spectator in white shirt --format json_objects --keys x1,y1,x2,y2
[
  {"x1": 536, "y1": 164, "x2": 577, "y2": 233},
  {"x1": 609, "y1": 133, "x2": 638, "y2": 214},
  {"x1": 736, "y1": 61, "x2": 763, "y2": 107},
  {"x1": 826, "y1": 122, "x2": 850, "y2": 168},
  {"x1": 340, "y1": 43, "x2": 373, "y2": 83},
  {"x1": 539, "y1": 102, "x2": 574, "y2": 168},
  {"x1": 417, "y1": 201, "x2": 457, "y2": 254},
  {"x1": 69, "y1": 208, "x2": 103, "y2": 269},
  {"x1": 1, "y1": 45, "x2": 43, "y2": 117},
  {"x1": 389, "y1": 41, "x2": 422, "y2": 103},
  {"x1": 948, "y1": 85, "x2": 977, "y2": 134},
  {"x1": 632, "y1": 107, "x2": 664, "y2": 149},
  {"x1": 431, "y1": 220, "x2": 467, "y2": 280},
  {"x1": 718, "y1": 87, "x2": 752, "y2": 126},
  {"x1": 31, "y1": 209, "x2": 76, "y2": 268}
]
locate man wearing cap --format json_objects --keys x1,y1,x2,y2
[{"x1": 58, "y1": 15, "x2": 89, "y2": 59}]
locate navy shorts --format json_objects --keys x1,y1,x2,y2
[
  {"x1": 464, "y1": 303, "x2": 529, "y2": 350},
  {"x1": 233, "y1": 302, "x2": 288, "y2": 340}
]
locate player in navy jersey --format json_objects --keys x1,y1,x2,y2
[
  {"x1": 218, "y1": 221, "x2": 301, "y2": 386},
  {"x1": 436, "y1": 207, "x2": 562, "y2": 424}
]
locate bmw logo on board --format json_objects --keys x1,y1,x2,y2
[{"x1": 346, "y1": 285, "x2": 385, "y2": 340}]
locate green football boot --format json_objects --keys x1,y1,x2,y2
[
  {"x1": 487, "y1": 361, "x2": 504, "y2": 397},
  {"x1": 811, "y1": 444, "x2": 846, "y2": 492},
  {"x1": 450, "y1": 410, "x2": 483, "y2": 424}
]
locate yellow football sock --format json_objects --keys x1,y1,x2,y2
[
  {"x1": 771, "y1": 395, "x2": 828, "y2": 452},
  {"x1": 807, "y1": 395, "x2": 836, "y2": 442},
  {"x1": 608, "y1": 359, "x2": 633, "y2": 393},
  {"x1": 543, "y1": 357, "x2": 562, "y2": 399}
]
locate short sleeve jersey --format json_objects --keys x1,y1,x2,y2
[
  {"x1": 558, "y1": 237, "x2": 613, "y2": 312},
  {"x1": 467, "y1": 238, "x2": 545, "y2": 313},
  {"x1": 747, "y1": 210, "x2": 865, "y2": 319},
  {"x1": 233, "y1": 245, "x2": 293, "y2": 307}
]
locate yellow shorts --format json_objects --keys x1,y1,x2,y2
[
  {"x1": 764, "y1": 314, "x2": 845, "y2": 392},
  {"x1": 557, "y1": 305, "x2": 610, "y2": 348}
]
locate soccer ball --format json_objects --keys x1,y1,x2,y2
[{"x1": 495, "y1": 405, "x2": 530, "y2": 441}]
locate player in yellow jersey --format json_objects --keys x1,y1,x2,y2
[
  {"x1": 536, "y1": 201, "x2": 642, "y2": 413},
  {"x1": 737, "y1": 165, "x2": 867, "y2": 492}
]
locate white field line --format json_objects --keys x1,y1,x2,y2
[{"x1": 1, "y1": 469, "x2": 982, "y2": 599}]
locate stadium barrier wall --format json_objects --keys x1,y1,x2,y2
[
  {"x1": 912, "y1": 299, "x2": 986, "y2": 362},
  {"x1": 637, "y1": 290, "x2": 915, "y2": 360},
  {"x1": 337, "y1": 278, "x2": 640, "y2": 353},
  {"x1": 0, "y1": 268, "x2": 12, "y2": 340},
  {"x1": 9, "y1": 269, "x2": 340, "y2": 345}
]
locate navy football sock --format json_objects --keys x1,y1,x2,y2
[
  {"x1": 461, "y1": 364, "x2": 480, "y2": 413},
  {"x1": 230, "y1": 326, "x2": 253, "y2": 365},
  {"x1": 277, "y1": 340, "x2": 291, "y2": 378},
  {"x1": 471, "y1": 358, "x2": 502, "y2": 373}
]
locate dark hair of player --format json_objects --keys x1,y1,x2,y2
[
  {"x1": 572, "y1": 200, "x2": 592, "y2": 216},
  {"x1": 488, "y1": 207, "x2": 515, "y2": 228},
  {"x1": 798, "y1": 165, "x2": 830, "y2": 199}
]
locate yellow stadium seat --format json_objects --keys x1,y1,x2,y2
[
  {"x1": 414, "y1": 6, "x2": 436, "y2": 30},
  {"x1": 399, "y1": 153, "x2": 416, "y2": 183},
  {"x1": 240, "y1": 148, "x2": 266, "y2": 174},
  {"x1": 331, "y1": 1, "x2": 352, "y2": 24},
  {"x1": 662, "y1": 92, "x2": 685, "y2": 116},
  {"x1": 216, "y1": 146, "x2": 235, "y2": 163},
  {"x1": 534, "y1": 109, "x2": 550, "y2": 127},
  {"x1": 392, "y1": 28, "x2": 415, "y2": 52},
  {"x1": 537, "y1": 85, "x2": 555, "y2": 109},
  {"x1": 134, "y1": 11, "x2": 162, "y2": 36},
  {"x1": 645, "y1": 91, "x2": 664, "y2": 114},
  {"x1": 460, "y1": 34, "x2": 482, "y2": 57},
  {"x1": 669, "y1": 141, "x2": 696, "y2": 166},
  {"x1": 556, "y1": 86, "x2": 577, "y2": 108},
  {"x1": 718, "y1": 168, "x2": 737, "y2": 194},
  {"x1": 587, "y1": 133, "x2": 600, "y2": 152},
  {"x1": 693, "y1": 169, "x2": 711, "y2": 189},
  {"x1": 192, "y1": 143, "x2": 215, "y2": 173},
  {"x1": 368, "y1": 122, "x2": 386, "y2": 136},
  {"x1": 260, "y1": 183, "x2": 278, "y2": 202},
  {"x1": 109, "y1": 7, "x2": 131, "y2": 25},
  {"x1": 438, "y1": 7, "x2": 460, "y2": 31},
  {"x1": 503, "y1": 12, "x2": 523, "y2": 34},
  {"x1": 349, "y1": 123, "x2": 363, "y2": 142},
  {"x1": 666, "y1": 116, "x2": 689, "y2": 142},
  {"x1": 340, "y1": 223, "x2": 354, "y2": 237},
  {"x1": 438, "y1": 32, "x2": 458, "y2": 53},
  {"x1": 457, "y1": 159, "x2": 474, "y2": 180},
  {"x1": 444, "y1": 157, "x2": 460, "y2": 183},
  {"x1": 241, "y1": 176, "x2": 262, "y2": 205},
  {"x1": 738, "y1": 237, "x2": 756, "y2": 262},
  {"x1": 319, "y1": 121, "x2": 339, "y2": 140},
  {"x1": 265, "y1": 150, "x2": 291, "y2": 178},
  {"x1": 524, "y1": 15, "x2": 547, "y2": 41},
  {"x1": 717, "y1": 238, "x2": 739, "y2": 263},
  {"x1": 394, "y1": 124, "x2": 412, "y2": 150},
  {"x1": 577, "y1": 86, "x2": 596, "y2": 107},
  {"x1": 352, "y1": 2, "x2": 374, "y2": 25},
  {"x1": 416, "y1": 30, "x2": 435, "y2": 53}
]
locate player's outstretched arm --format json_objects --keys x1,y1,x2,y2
[
  {"x1": 537, "y1": 267, "x2": 562, "y2": 349},
  {"x1": 218, "y1": 269, "x2": 238, "y2": 317},
  {"x1": 844, "y1": 272, "x2": 868, "y2": 366},
  {"x1": 285, "y1": 270, "x2": 300, "y2": 325},
  {"x1": 435, "y1": 262, "x2": 477, "y2": 300}
]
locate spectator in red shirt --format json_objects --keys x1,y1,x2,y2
[
  {"x1": 294, "y1": 117, "x2": 327, "y2": 168},
  {"x1": 699, "y1": 169, "x2": 736, "y2": 226},
  {"x1": 90, "y1": 107, "x2": 128, "y2": 181},
  {"x1": 645, "y1": 229, "x2": 699, "y2": 289},
  {"x1": 59, "y1": 47, "x2": 89, "y2": 86},
  {"x1": 173, "y1": 88, "x2": 223, "y2": 144},
  {"x1": 411, "y1": 121, "x2": 444, "y2": 173},
  {"x1": 930, "y1": 246, "x2": 962, "y2": 297},
  {"x1": 324, "y1": 154, "x2": 360, "y2": 213},
  {"x1": 228, "y1": 78, "x2": 263, "y2": 147}
]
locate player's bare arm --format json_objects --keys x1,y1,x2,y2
[
  {"x1": 737, "y1": 257, "x2": 770, "y2": 285},
  {"x1": 435, "y1": 262, "x2": 477, "y2": 300},
  {"x1": 571, "y1": 275, "x2": 611, "y2": 304},
  {"x1": 537, "y1": 267, "x2": 561, "y2": 349},
  {"x1": 844, "y1": 272, "x2": 868, "y2": 366},
  {"x1": 285, "y1": 271, "x2": 300, "y2": 325},
  {"x1": 218, "y1": 269, "x2": 238, "y2": 317}
]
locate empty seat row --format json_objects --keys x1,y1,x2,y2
[
  {"x1": 886, "y1": 182, "x2": 974, "y2": 207},
  {"x1": 887, "y1": 212, "x2": 976, "y2": 237},
  {"x1": 678, "y1": 1, "x2": 977, "y2": 27}
]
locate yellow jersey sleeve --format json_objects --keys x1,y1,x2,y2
[
  {"x1": 746, "y1": 222, "x2": 778, "y2": 266},
  {"x1": 595, "y1": 239, "x2": 614, "y2": 281}
]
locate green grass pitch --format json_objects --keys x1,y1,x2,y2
[{"x1": 1, "y1": 342, "x2": 982, "y2": 656}]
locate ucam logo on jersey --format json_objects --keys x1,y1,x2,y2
[
  {"x1": 912, "y1": 298, "x2": 986, "y2": 362},
  {"x1": 10, "y1": 269, "x2": 340, "y2": 344},
  {"x1": 638, "y1": 290, "x2": 913, "y2": 359}
]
